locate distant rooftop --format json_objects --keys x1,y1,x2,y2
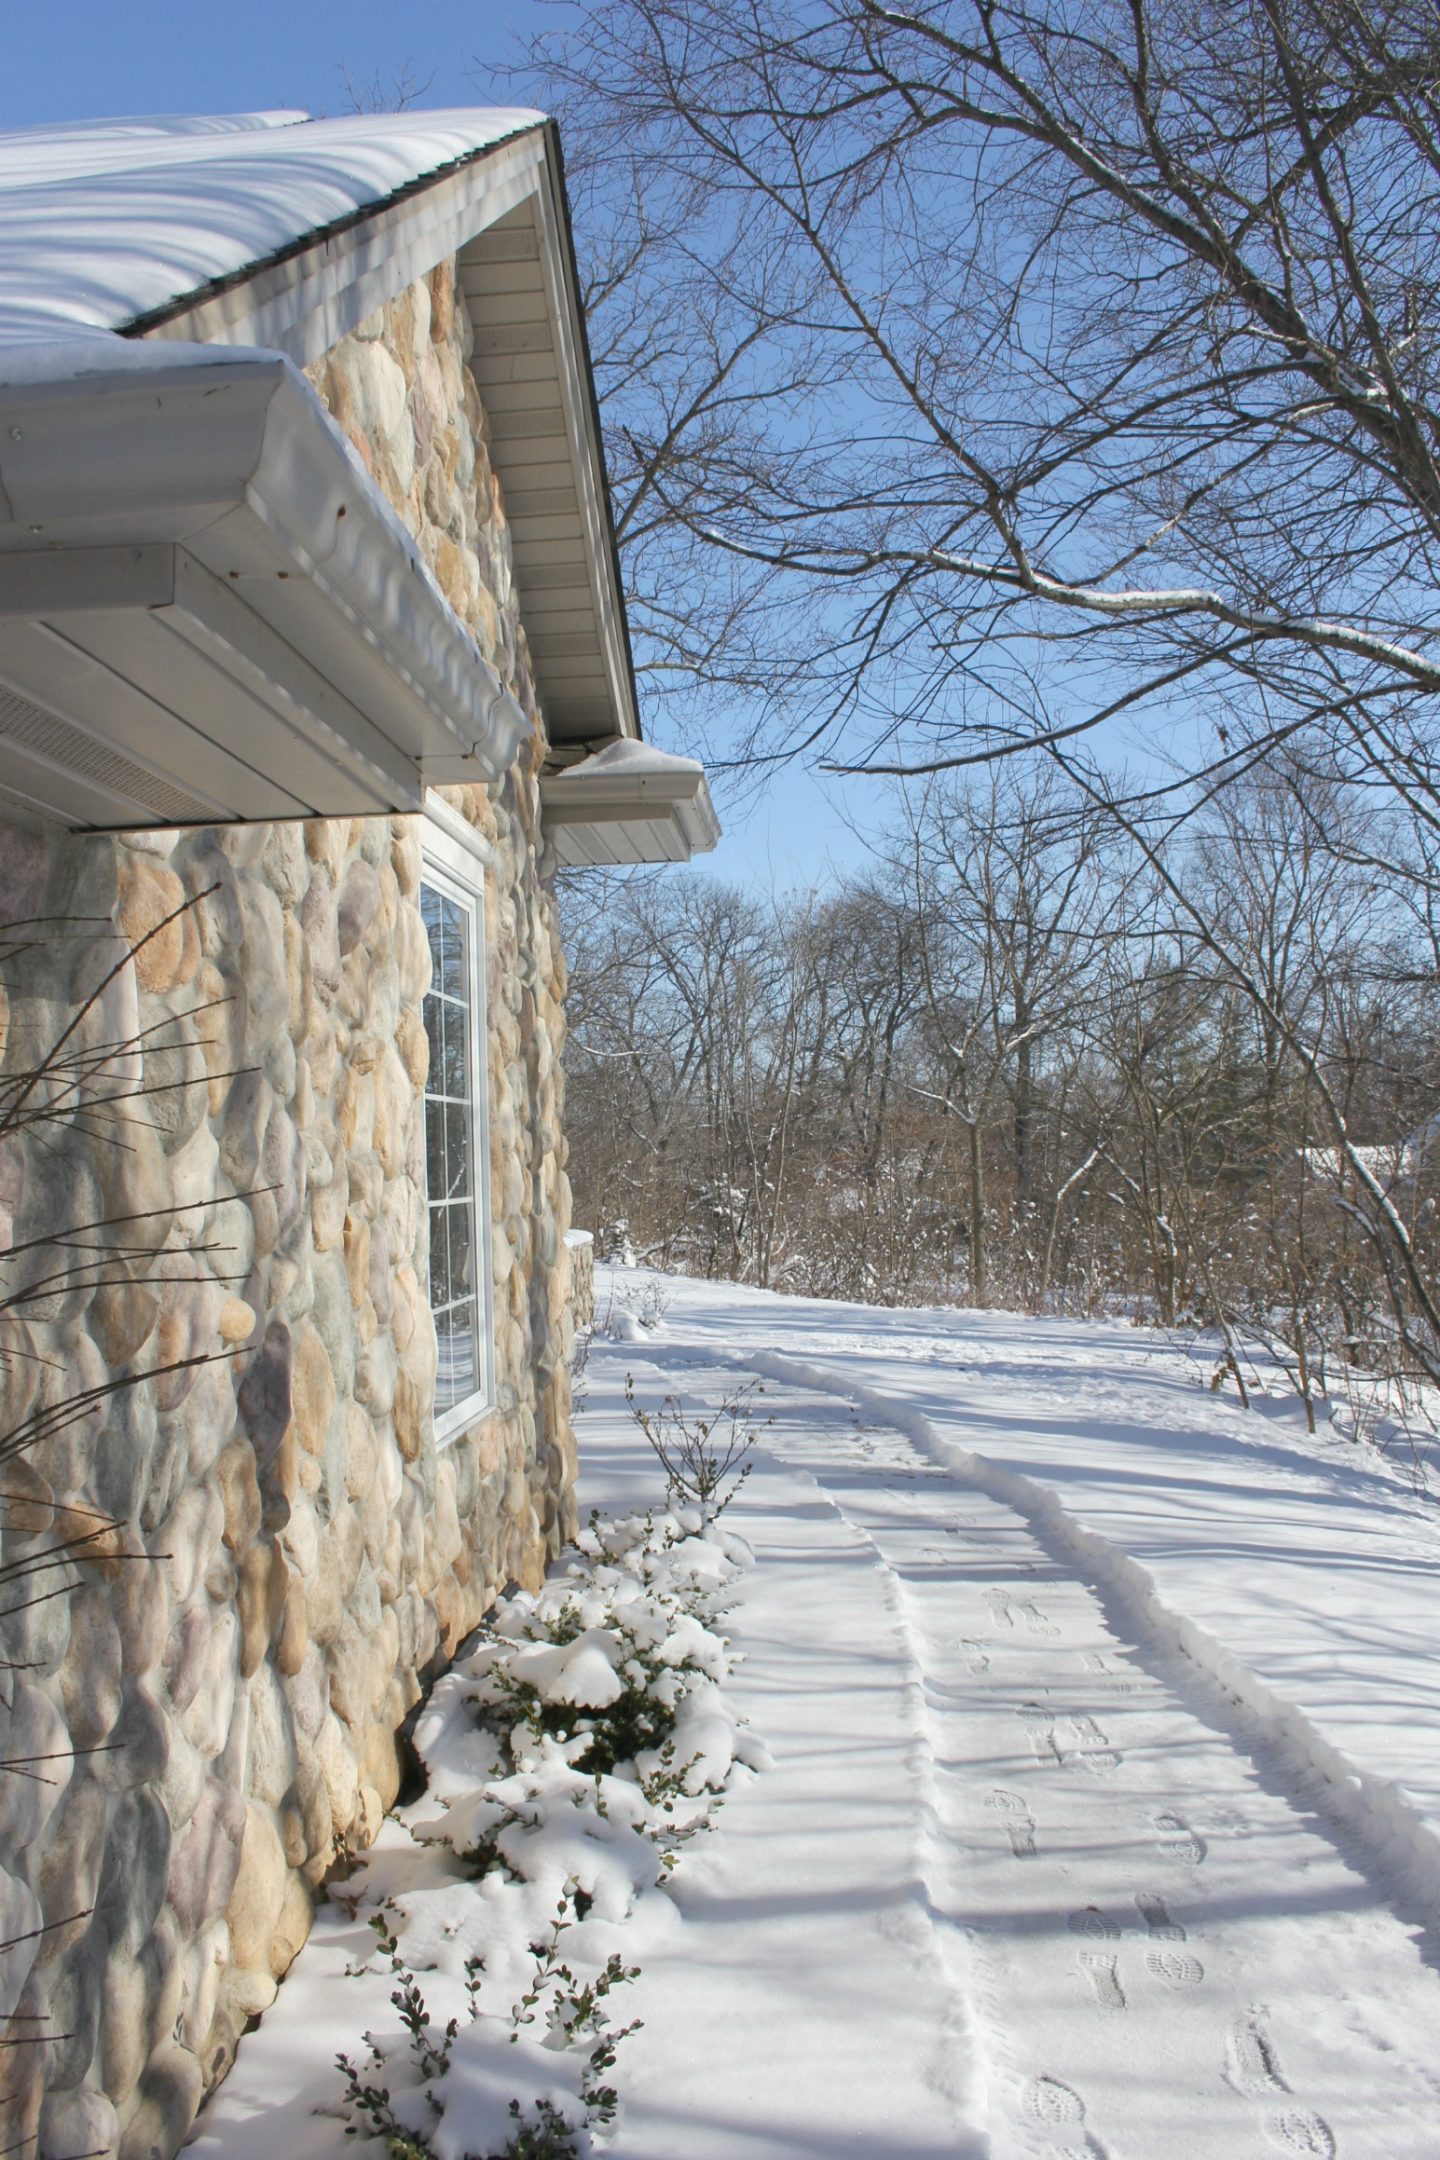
[{"x1": 0, "y1": 108, "x2": 544, "y2": 343}]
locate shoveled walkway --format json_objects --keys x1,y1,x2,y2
[{"x1": 195, "y1": 1275, "x2": 1440, "y2": 2158}]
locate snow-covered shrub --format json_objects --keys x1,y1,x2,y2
[{"x1": 331, "y1": 1501, "x2": 764, "y2": 2158}]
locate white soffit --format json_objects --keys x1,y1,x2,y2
[
  {"x1": 460, "y1": 194, "x2": 639, "y2": 752},
  {"x1": 0, "y1": 345, "x2": 527, "y2": 830},
  {"x1": 541, "y1": 738, "x2": 721, "y2": 868}
]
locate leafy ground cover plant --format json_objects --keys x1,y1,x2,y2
[{"x1": 331, "y1": 1484, "x2": 766, "y2": 2157}]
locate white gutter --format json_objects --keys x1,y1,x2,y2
[
  {"x1": 0, "y1": 337, "x2": 527, "y2": 824},
  {"x1": 540, "y1": 736, "x2": 721, "y2": 866}
]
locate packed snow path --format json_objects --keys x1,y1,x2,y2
[
  {"x1": 598, "y1": 1278, "x2": 1440, "y2": 2160},
  {"x1": 193, "y1": 1277, "x2": 1440, "y2": 2159}
]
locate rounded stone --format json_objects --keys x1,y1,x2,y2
[
  {"x1": 260, "y1": 819, "x2": 308, "y2": 905},
  {"x1": 175, "y1": 1915, "x2": 229, "y2": 2055},
  {"x1": 225, "y1": 1803, "x2": 287, "y2": 1974},
  {"x1": 298, "y1": 873, "x2": 341, "y2": 1002},
  {"x1": 157, "y1": 1721, "x2": 207, "y2": 1830},
  {"x1": 312, "y1": 1713, "x2": 360, "y2": 1844},
  {"x1": 392, "y1": 1370, "x2": 424, "y2": 1462},
  {"x1": 218, "y1": 1295, "x2": 257, "y2": 1344},
  {"x1": 246, "y1": 1661, "x2": 297, "y2": 1809},
  {"x1": 159, "y1": 1482, "x2": 224, "y2": 1609},
  {"x1": 238, "y1": 885, "x2": 288, "y2": 1057},
  {"x1": 166, "y1": 1775, "x2": 246, "y2": 1939},
  {"x1": 216, "y1": 1440, "x2": 262, "y2": 1554},
  {"x1": 118, "y1": 2040, "x2": 204, "y2": 2160},
  {"x1": 118, "y1": 859, "x2": 191, "y2": 995},
  {"x1": 337, "y1": 860, "x2": 381, "y2": 957},
  {"x1": 113, "y1": 1547, "x2": 171, "y2": 1677},
  {"x1": 33, "y1": 1775, "x2": 106, "y2": 1954},
  {"x1": 89, "y1": 1271, "x2": 160, "y2": 1368},
  {"x1": 0, "y1": 1680, "x2": 71, "y2": 1848},
  {"x1": 223, "y1": 1965, "x2": 277, "y2": 2020},
  {"x1": 237, "y1": 1321, "x2": 293, "y2": 1460},
  {"x1": 390, "y1": 825, "x2": 422, "y2": 894},
  {"x1": 95, "y1": 1787, "x2": 171, "y2": 1962},
  {"x1": 94, "y1": 1683, "x2": 170, "y2": 1796},
  {"x1": 60, "y1": 1585, "x2": 125, "y2": 1748},
  {"x1": 181, "y1": 1607, "x2": 237, "y2": 1762},
  {"x1": 235, "y1": 1540, "x2": 286, "y2": 1679},
  {"x1": 289, "y1": 1323, "x2": 335, "y2": 1458},
  {"x1": 270, "y1": 1864, "x2": 313, "y2": 1978},
  {"x1": 39, "y1": 2084, "x2": 120, "y2": 2160}
]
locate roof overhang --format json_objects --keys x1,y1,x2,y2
[
  {"x1": 541, "y1": 739, "x2": 720, "y2": 867},
  {"x1": 140, "y1": 121, "x2": 642, "y2": 755},
  {"x1": 0, "y1": 344, "x2": 527, "y2": 828}
]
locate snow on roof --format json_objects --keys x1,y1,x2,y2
[
  {"x1": 570, "y1": 738, "x2": 706, "y2": 780},
  {"x1": 0, "y1": 107, "x2": 545, "y2": 345}
]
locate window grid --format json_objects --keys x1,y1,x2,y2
[{"x1": 420, "y1": 865, "x2": 489, "y2": 1432}]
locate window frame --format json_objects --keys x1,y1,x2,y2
[{"x1": 420, "y1": 811, "x2": 496, "y2": 1445}]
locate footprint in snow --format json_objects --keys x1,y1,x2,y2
[
  {"x1": 1024, "y1": 2076, "x2": 1085, "y2": 2125},
  {"x1": 1017, "y1": 1702, "x2": 1065, "y2": 1766},
  {"x1": 1229, "y1": 2020, "x2": 1287, "y2": 2095},
  {"x1": 1229, "y1": 2026, "x2": 1338, "y2": 2156},
  {"x1": 1078, "y1": 1950, "x2": 1127, "y2": 2010},
  {"x1": 1146, "y1": 1947, "x2": 1204, "y2": 1988},
  {"x1": 1022, "y1": 2078, "x2": 1110, "y2": 2159},
  {"x1": 1082, "y1": 1649, "x2": 1138, "y2": 1694},
  {"x1": 958, "y1": 1638, "x2": 991, "y2": 1673},
  {"x1": 1134, "y1": 1891, "x2": 1186, "y2": 1940},
  {"x1": 987, "y1": 1787, "x2": 1037, "y2": 1856},
  {"x1": 1067, "y1": 1712, "x2": 1122, "y2": 1775},
  {"x1": 985, "y1": 1587, "x2": 1017, "y2": 1627},
  {"x1": 1020, "y1": 1597, "x2": 1060, "y2": 1636},
  {"x1": 1067, "y1": 1905, "x2": 1122, "y2": 1939},
  {"x1": 1268, "y1": 2112, "x2": 1337, "y2": 2157},
  {"x1": 1155, "y1": 1810, "x2": 1207, "y2": 1864}
]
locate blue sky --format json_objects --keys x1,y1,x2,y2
[
  {"x1": 0, "y1": 2, "x2": 540, "y2": 128},
  {"x1": 0, "y1": 0, "x2": 886, "y2": 894}
]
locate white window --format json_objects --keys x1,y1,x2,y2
[{"x1": 420, "y1": 813, "x2": 494, "y2": 1440}]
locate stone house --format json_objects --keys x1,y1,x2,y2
[{"x1": 0, "y1": 110, "x2": 716, "y2": 2160}]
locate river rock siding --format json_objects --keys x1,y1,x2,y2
[{"x1": 0, "y1": 258, "x2": 579, "y2": 2160}]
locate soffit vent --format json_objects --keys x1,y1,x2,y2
[{"x1": 0, "y1": 688, "x2": 217, "y2": 827}]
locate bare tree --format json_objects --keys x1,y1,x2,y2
[
  {"x1": 899, "y1": 764, "x2": 1116, "y2": 1299},
  {"x1": 528, "y1": 0, "x2": 1440, "y2": 806}
]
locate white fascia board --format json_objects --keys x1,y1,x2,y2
[
  {"x1": 0, "y1": 343, "x2": 527, "y2": 818},
  {"x1": 141, "y1": 131, "x2": 549, "y2": 368},
  {"x1": 540, "y1": 741, "x2": 720, "y2": 864},
  {"x1": 526, "y1": 158, "x2": 641, "y2": 744}
]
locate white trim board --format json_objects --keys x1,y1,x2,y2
[{"x1": 421, "y1": 812, "x2": 498, "y2": 1447}]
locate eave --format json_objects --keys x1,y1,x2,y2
[
  {"x1": 139, "y1": 121, "x2": 642, "y2": 754},
  {"x1": 0, "y1": 345, "x2": 527, "y2": 829},
  {"x1": 540, "y1": 740, "x2": 720, "y2": 867}
]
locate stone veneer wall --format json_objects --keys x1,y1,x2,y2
[{"x1": 0, "y1": 259, "x2": 578, "y2": 2160}]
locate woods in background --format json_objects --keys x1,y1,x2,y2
[
  {"x1": 531, "y1": 0, "x2": 1440, "y2": 1447},
  {"x1": 561, "y1": 754, "x2": 1440, "y2": 1431}
]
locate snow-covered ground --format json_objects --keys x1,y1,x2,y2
[{"x1": 193, "y1": 1271, "x2": 1440, "y2": 2160}]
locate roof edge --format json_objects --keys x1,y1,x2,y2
[
  {"x1": 116, "y1": 117, "x2": 548, "y2": 341},
  {"x1": 535, "y1": 118, "x2": 643, "y2": 746}
]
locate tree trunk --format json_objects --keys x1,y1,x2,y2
[{"x1": 968, "y1": 1119, "x2": 988, "y2": 1307}]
